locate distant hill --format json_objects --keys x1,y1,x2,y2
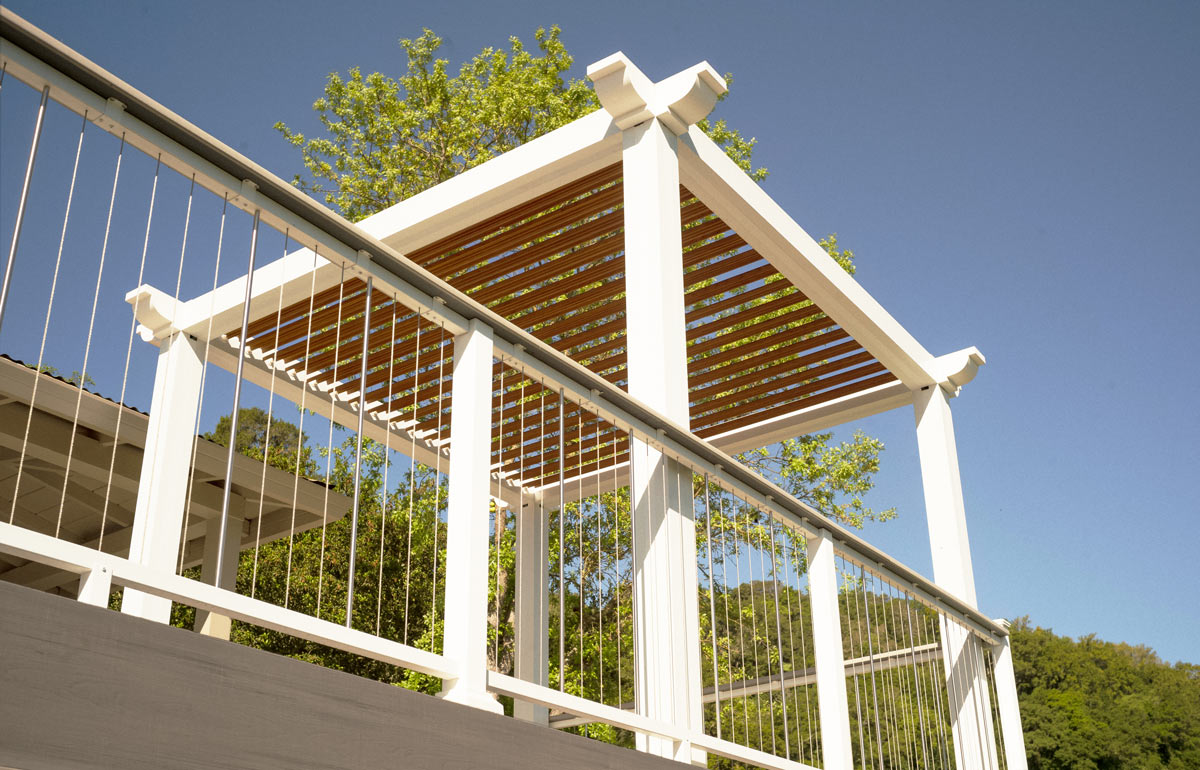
[{"x1": 1011, "y1": 619, "x2": 1200, "y2": 768}]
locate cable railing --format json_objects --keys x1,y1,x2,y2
[{"x1": 0, "y1": 10, "x2": 1019, "y2": 770}]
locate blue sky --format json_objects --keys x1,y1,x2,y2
[{"x1": 4, "y1": 1, "x2": 1198, "y2": 663}]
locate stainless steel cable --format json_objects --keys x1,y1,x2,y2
[
  {"x1": 315, "y1": 268, "x2": 347, "y2": 619},
  {"x1": 429, "y1": 319, "x2": 447, "y2": 653},
  {"x1": 0, "y1": 85, "x2": 50, "y2": 335},
  {"x1": 216, "y1": 209, "x2": 262, "y2": 586},
  {"x1": 12, "y1": 109, "x2": 87, "y2": 530},
  {"x1": 345, "y1": 275, "x2": 374, "y2": 628},
  {"x1": 284, "y1": 245, "x2": 321, "y2": 606},
  {"x1": 402, "y1": 310, "x2": 421, "y2": 644},
  {"x1": 374, "y1": 297, "x2": 399, "y2": 637}
]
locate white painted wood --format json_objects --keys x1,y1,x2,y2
[
  {"x1": 513, "y1": 495, "x2": 549, "y2": 725},
  {"x1": 76, "y1": 564, "x2": 112, "y2": 607},
  {"x1": 439, "y1": 319, "x2": 504, "y2": 714},
  {"x1": 991, "y1": 621, "x2": 1029, "y2": 770},
  {"x1": 806, "y1": 529, "x2": 854, "y2": 769},
  {"x1": 0, "y1": 520, "x2": 456, "y2": 679},
  {"x1": 677, "y1": 126, "x2": 943, "y2": 390},
  {"x1": 622, "y1": 116, "x2": 704, "y2": 765},
  {"x1": 357, "y1": 111, "x2": 621, "y2": 256},
  {"x1": 914, "y1": 385, "x2": 998, "y2": 769},
  {"x1": 914, "y1": 386, "x2": 977, "y2": 606},
  {"x1": 707, "y1": 380, "x2": 913, "y2": 455},
  {"x1": 489, "y1": 673, "x2": 821, "y2": 770},
  {"x1": 121, "y1": 332, "x2": 204, "y2": 623},
  {"x1": 194, "y1": 505, "x2": 244, "y2": 640}
]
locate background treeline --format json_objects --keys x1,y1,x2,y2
[{"x1": 1010, "y1": 619, "x2": 1200, "y2": 769}]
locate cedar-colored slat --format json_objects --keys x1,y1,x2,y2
[
  {"x1": 687, "y1": 317, "x2": 841, "y2": 375},
  {"x1": 446, "y1": 209, "x2": 623, "y2": 292},
  {"x1": 492, "y1": 258, "x2": 624, "y2": 324},
  {"x1": 686, "y1": 303, "x2": 826, "y2": 358},
  {"x1": 681, "y1": 218, "x2": 733, "y2": 250},
  {"x1": 690, "y1": 351, "x2": 878, "y2": 418},
  {"x1": 684, "y1": 267, "x2": 784, "y2": 318},
  {"x1": 691, "y1": 361, "x2": 889, "y2": 430},
  {"x1": 686, "y1": 292, "x2": 813, "y2": 343},
  {"x1": 683, "y1": 233, "x2": 749, "y2": 269},
  {"x1": 431, "y1": 186, "x2": 626, "y2": 283},
  {"x1": 244, "y1": 282, "x2": 351, "y2": 343},
  {"x1": 525, "y1": 297, "x2": 626, "y2": 343},
  {"x1": 503, "y1": 274, "x2": 625, "y2": 334},
  {"x1": 694, "y1": 372, "x2": 898, "y2": 438},
  {"x1": 683, "y1": 250, "x2": 763, "y2": 289},
  {"x1": 467, "y1": 232, "x2": 624, "y2": 311},
  {"x1": 270, "y1": 285, "x2": 374, "y2": 362},
  {"x1": 527, "y1": 445, "x2": 631, "y2": 489},
  {"x1": 410, "y1": 164, "x2": 622, "y2": 266},
  {"x1": 238, "y1": 279, "x2": 366, "y2": 345},
  {"x1": 690, "y1": 339, "x2": 864, "y2": 394}
]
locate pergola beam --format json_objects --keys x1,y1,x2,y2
[{"x1": 678, "y1": 127, "x2": 945, "y2": 391}]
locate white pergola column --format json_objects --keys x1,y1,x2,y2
[
  {"x1": 513, "y1": 495, "x2": 549, "y2": 724},
  {"x1": 622, "y1": 116, "x2": 703, "y2": 764},
  {"x1": 439, "y1": 319, "x2": 504, "y2": 714},
  {"x1": 193, "y1": 501, "x2": 245, "y2": 639},
  {"x1": 121, "y1": 331, "x2": 204, "y2": 623},
  {"x1": 914, "y1": 385, "x2": 999, "y2": 769},
  {"x1": 991, "y1": 620, "x2": 1029, "y2": 770},
  {"x1": 806, "y1": 529, "x2": 854, "y2": 769}
]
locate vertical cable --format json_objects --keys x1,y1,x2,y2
[
  {"x1": 557, "y1": 389, "x2": 565, "y2": 692},
  {"x1": 493, "y1": 364, "x2": 505, "y2": 668},
  {"x1": 768, "y1": 519, "x2": 791, "y2": 759},
  {"x1": 429, "y1": 320, "x2": 447, "y2": 652},
  {"x1": 178, "y1": 193, "x2": 228, "y2": 573},
  {"x1": 251, "y1": 229, "x2": 290, "y2": 599},
  {"x1": 345, "y1": 276, "x2": 374, "y2": 628},
  {"x1": 12, "y1": 111, "x2": 88, "y2": 528},
  {"x1": 284, "y1": 246, "x2": 322, "y2": 605},
  {"x1": 0, "y1": 85, "x2": 50, "y2": 335},
  {"x1": 316, "y1": 268, "x2": 347, "y2": 619},
  {"x1": 216, "y1": 210, "x2": 262, "y2": 582},
  {"x1": 375, "y1": 297, "x2": 399, "y2": 636},
  {"x1": 703, "y1": 474, "x2": 722, "y2": 740},
  {"x1": 402, "y1": 311, "x2": 422, "y2": 644},
  {"x1": 57, "y1": 143, "x2": 140, "y2": 541}
]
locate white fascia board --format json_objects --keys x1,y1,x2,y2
[
  {"x1": 707, "y1": 380, "x2": 913, "y2": 455},
  {"x1": 357, "y1": 110, "x2": 622, "y2": 253},
  {"x1": 677, "y1": 126, "x2": 941, "y2": 389}
]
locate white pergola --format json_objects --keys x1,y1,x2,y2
[{"x1": 119, "y1": 53, "x2": 1019, "y2": 770}]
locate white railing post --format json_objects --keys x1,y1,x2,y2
[
  {"x1": 121, "y1": 330, "x2": 204, "y2": 623},
  {"x1": 621, "y1": 114, "x2": 704, "y2": 765},
  {"x1": 439, "y1": 318, "x2": 504, "y2": 714},
  {"x1": 76, "y1": 564, "x2": 112, "y2": 607},
  {"x1": 193, "y1": 501, "x2": 245, "y2": 639},
  {"x1": 806, "y1": 529, "x2": 854, "y2": 769},
  {"x1": 991, "y1": 620, "x2": 1029, "y2": 770},
  {"x1": 914, "y1": 385, "x2": 1000, "y2": 769},
  {"x1": 513, "y1": 494, "x2": 549, "y2": 724}
]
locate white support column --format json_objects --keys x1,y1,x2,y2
[
  {"x1": 77, "y1": 564, "x2": 112, "y2": 607},
  {"x1": 513, "y1": 496, "x2": 549, "y2": 724},
  {"x1": 914, "y1": 385, "x2": 999, "y2": 769},
  {"x1": 622, "y1": 117, "x2": 704, "y2": 765},
  {"x1": 991, "y1": 620, "x2": 1029, "y2": 770},
  {"x1": 193, "y1": 503, "x2": 245, "y2": 639},
  {"x1": 439, "y1": 319, "x2": 504, "y2": 714},
  {"x1": 806, "y1": 529, "x2": 854, "y2": 769},
  {"x1": 122, "y1": 331, "x2": 204, "y2": 623}
]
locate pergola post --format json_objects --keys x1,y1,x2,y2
[
  {"x1": 622, "y1": 115, "x2": 704, "y2": 764},
  {"x1": 193, "y1": 500, "x2": 245, "y2": 639},
  {"x1": 121, "y1": 330, "x2": 204, "y2": 623},
  {"x1": 806, "y1": 528, "x2": 854, "y2": 769},
  {"x1": 513, "y1": 494, "x2": 549, "y2": 724},
  {"x1": 991, "y1": 620, "x2": 1029, "y2": 770},
  {"x1": 914, "y1": 385, "x2": 1000, "y2": 769},
  {"x1": 439, "y1": 318, "x2": 504, "y2": 714}
]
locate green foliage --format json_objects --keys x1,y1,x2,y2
[
  {"x1": 23, "y1": 361, "x2": 96, "y2": 388},
  {"x1": 276, "y1": 27, "x2": 597, "y2": 221},
  {"x1": 1011, "y1": 619, "x2": 1200, "y2": 769}
]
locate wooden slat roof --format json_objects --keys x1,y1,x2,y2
[{"x1": 229, "y1": 165, "x2": 897, "y2": 492}]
